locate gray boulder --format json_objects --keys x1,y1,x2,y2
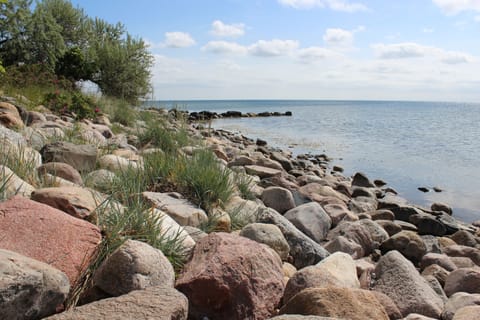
[
  {"x1": 46, "y1": 286, "x2": 188, "y2": 320},
  {"x1": 0, "y1": 249, "x2": 70, "y2": 320},
  {"x1": 257, "y1": 207, "x2": 330, "y2": 268},
  {"x1": 372, "y1": 250, "x2": 444, "y2": 318},
  {"x1": 92, "y1": 240, "x2": 175, "y2": 297},
  {"x1": 240, "y1": 223, "x2": 290, "y2": 260},
  {"x1": 351, "y1": 172, "x2": 375, "y2": 188},
  {"x1": 142, "y1": 192, "x2": 208, "y2": 227},
  {"x1": 284, "y1": 202, "x2": 332, "y2": 243},
  {"x1": 441, "y1": 292, "x2": 480, "y2": 320},
  {"x1": 41, "y1": 141, "x2": 97, "y2": 172},
  {"x1": 262, "y1": 186, "x2": 296, "y2": 214}
]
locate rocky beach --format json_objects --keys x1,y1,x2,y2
[{"x1": 1, "y1": 98, "x2": 480, "y2": 320}]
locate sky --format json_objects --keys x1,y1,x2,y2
[{"x1": 70, "y1": 0, "x2": 480, "y2": 101}]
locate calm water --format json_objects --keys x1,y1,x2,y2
[{"x1": 151, "y1": 100, "x2": 480, "y2": 223}]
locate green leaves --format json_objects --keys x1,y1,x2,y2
[{"x1": 0, "y1": 0, "x2": 153, "y2": 103}]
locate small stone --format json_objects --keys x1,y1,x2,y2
[{"x1": 418, "y1": 187, "x2": 429, "y2": 193}]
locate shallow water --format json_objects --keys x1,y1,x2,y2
[{"x1": 153, "y1": 100, "x2": 480, "y2": 223}]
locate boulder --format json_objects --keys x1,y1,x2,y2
[
  {"x1": 370, "y1": 209, "x2": 395, "y2": 221},
  {"x1": 372, "y1": 250, "x2": 444, "y2": 318},
  {"x1": 98, "y1": 154, "x2": 141, "y2": 172},
  {"x1": 245, "y1": 165, "x2": 282, "y2": 178},
  {"x1": 380, "y1": 231, "x2": 427, "y2": 264},
  {"x1": 323, "y1": 235, "x2": 363, "y2": 258},
  {"x1": 357, "y1": 219, "x2": 389, "y2": 244},
  {"x1": 389, "y1": 206, "x2": 423, "y2": 222},
  {"x1": 450, "y1": 230, "x2": 478, "y2": 247},
  {"x1": 257, "y1": 207, "x2": 330, "y2": 268},
  {"x1": 327, "y1": 221, "x2": 375, "y2": 258},
  {"x1": 431, "y1": 202, "x2": 452, "y2": 215},
  {"x1": 84, "y1": 169, "x2": 116, "y2": 191},
  {"x1": 175, "y1": 232, "x2": 284, "y2": 320},
  {"x1": 31, "y1": 186, "x2": 102, "y2": 220},
  {"x1": 0, "y1": 249, "x2": 70, "y2": 320},
  {"x1": 279, "y1": 287, "x2": 389, "y2": 320},
  {"x1": 451, "y1": 256, "x2": 477, "y2": 268},
  {"x1": 442, "y1": 292, "x2": 480, "y2": 320},
  {"x1": 0, "y1": 196, "x2": 101, "y2": 286},
  {"x1": 376, "y1": 220, "x2": 402, "y2": 236},
  {"x1": 421, "y1": 264, "x2": 449, "y2": 287},
  {"x1": 46, "y1": 286, "x2": 188, "y2": 320},
  {"x1": 283, "y1": 252, "x2": 360, "y2": 303},
  {"x1": 443, "y1": 245, "x2": 480, "y2": 265},
  {"x1": 420, "y1": 253, "x2": 457, "y2": 272},
  {"x1": 323, "y1": 203, "x2": 358, "y2": 227},
  {"x1": 240, "y1": 223, "x2": 290, "y2": 261},
  {"x1": 349, "y1": 196, "x2": 378, "y2": 214},
  {"x1": 142, "y1": 192, "x2": 208, "y2": 227},
  {"x1": 416, "y1": 215, "x2": 446, "y2": 236},
  {"x1": 298, "y1": 183, "x2": 349, "y2": 204},
  {"x1": 261, "y1": 186, "x2": 296, "y2": 214},
  {"x1": 271, "y1": 152, "x2": 294, "y2": 171},
  {"x1": 0, "y1": 165, "x2": 35, "y2": 198},
  {"x1": 371, "y1": 291, "x2": 403, "y2": 320},
  {"x1": 92, "y1": 240, "x2": 175, "y2": 297},
  {"x1": 41, "y1": 141, "x2": 97, "y2": 172},
  {"x1": 284, "y1": 202, "x2": 332, "y2": 243},
  {"x1": 444, "y1": 268, "x2": 480, "y2": 296},
  {"x1": 351, "y1": 172, "x2": 375, "y2": 188},
  {"x1": 150, "y1": 208, "x2": 196, "y2": 250},
  {"x1": 453, "y1": 306, "x2": 480, "y2": 320},
  {"x1": 421, "y1": 235, "x2": 442, "y2": 254},
  {"x1": 0, "y1": 101, "x2": 23, "y2": 128},
  {"x1": 37, "y1": 162, "x2": 83, "y2": 185}
]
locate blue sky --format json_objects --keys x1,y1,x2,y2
[{"x1": 71, "y1": 0, "x2": 480, "y2": 101}]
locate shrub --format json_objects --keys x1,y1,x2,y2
[{"x1": 177, "y1": 149, "x2": 234, "y2": 211}]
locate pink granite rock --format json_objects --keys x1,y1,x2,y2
[
  {"x1": 0, "y1": 196, "x2": 101, "y2": 285},
  {"x1": 176, "y1": 232, "x2": 284, "y2": 320}
]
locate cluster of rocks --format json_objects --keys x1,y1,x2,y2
[
  {"x1": 188, "y1": 110, "x2": 292, "y2": 121},
  {"x1": 1, "y1": 97, "x2": 480, "y2": 320}
]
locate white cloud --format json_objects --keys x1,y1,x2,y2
[
  {"x1": 432, "y1": 0, "x2": 480, "y2": 14},
  {"x1": 372, "y1": 42, "x2": 432, "y2": 59},
  {"x1": 297, "y1": 47, "x2": 340, "y2": 63},
  {"x1": 163, "y1": 32, "x2": 196, "y2": 48},
  {"x1": 278, "y1": 0, "x2": 367, "y2": 12},
  {"x1": 249, "y1": 39, "x2": 299, "y2": 57},
  {"x1": 475, "y1": 14, "x2": 480, "y2": 21},
  {"x1": 202, "y1": 41, "x2": 248, "y2": 55},
  {"x1": 372, "y1": 42, "x2": 474, "y2": 64},
  {"x1": 441, "y1": 51, "x2": 474, "y2": 64},
  {"x1": 323, "y1": 28, "x2": 354, "y2": 46},
  {"x1": 422, "y1": 28, "x2": 435, "y2": 33},
  {"x1": 210, "y1": 20, "x2": 245, "y2": 38}
]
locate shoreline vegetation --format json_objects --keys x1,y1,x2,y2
[{"x1": 1, "y1": 1, "x2": 480, "y2": 319}]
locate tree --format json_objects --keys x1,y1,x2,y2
[
  {"x1": 0, "y1": 0, "x2": 33, "y2": 66},
  {"x1": 28, "y1": 3, "x2": 65, "y2": 69},
  {"x1": 90, "y1": 18, "x2": 153, "y2": 101}
]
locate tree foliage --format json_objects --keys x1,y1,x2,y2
[{"x1": 0, "y1": 0, "x2": 153, "y2": 102}]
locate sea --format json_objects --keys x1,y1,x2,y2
[{"x1": 147, "y1": 100, "x2": 480, "y2": 223}]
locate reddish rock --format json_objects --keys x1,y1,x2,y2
[
  {"x1": 176, "y1": 232, "x2": 284, "y2": 320},
  {"x1": 0, "y1": 196, "x2": 101, "y2": 285}
]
